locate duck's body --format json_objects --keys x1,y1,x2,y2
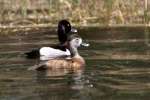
[
  {"x1": 28, "y1": 34, "x2": 86, "y2": 71},
  {"x1": 32, "y1": 55, "x2": 84, "y2": 71},
  {"x1": 25, "y1": 20, "x2": 77, "y2": 60},
  {"x1": 25, "y1": 45, "x2": 70, "y2": 59},
  {"x1": 46, "y1": 55, "x2": 85, "y2": 69}
]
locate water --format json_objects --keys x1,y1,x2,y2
[{"x1": 0, "y1": 27, "x2": 150, "y2": 100}]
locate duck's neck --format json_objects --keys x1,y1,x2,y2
[
  {"x1": 69, "y1": 45, "x2": 85, "y2": 65},
  {"x1": 69, "y1": 46, "x2": 79, "y2": 57}
]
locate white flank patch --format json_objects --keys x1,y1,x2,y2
[{"x1": 40, "y1": 47, "x2": 70, "y2": 60}]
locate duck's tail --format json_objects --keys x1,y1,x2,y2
[
  {"x1": 25, "y1": 49, "x2": 40, "y2": 59},
  {"x1": 28, "y1": 63, "x2": 47, "y2": 71}
]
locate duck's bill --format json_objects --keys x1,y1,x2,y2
[
  {"x1": 81, "y1": 42, "x2": 90, "y2": 47},
  {"x1": 71, "y1": 28, "x2": 78, "y2": 33}
]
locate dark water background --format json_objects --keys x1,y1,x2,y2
[{"x1": 0, "y1": 27, "x2": 150, "y2": 100}]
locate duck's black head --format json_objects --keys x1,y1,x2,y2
[{"x1": 57, "y1": 20, "x2": 77, "y2": 45}]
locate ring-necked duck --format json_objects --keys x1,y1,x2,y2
[
  {"x1": 25, "y1": 20, "x2": 78, "y2": 60},
  {"x1": 28, "y1": 34, "x2": 88, "y2": 71}
]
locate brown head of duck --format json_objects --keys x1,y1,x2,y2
[{"x1": 28, "y1": 34, "x2": 89, "y2": 71}]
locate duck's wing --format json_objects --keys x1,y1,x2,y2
[
  {"x1": 24, "y1": 44, "x2": 70, "y2": 60},
  {"x1": 28, "y1": 59, "x2": 67, "y2": 71},
  {"x1": 40, "y1": 47, "x2": 70, "y2": 60}
]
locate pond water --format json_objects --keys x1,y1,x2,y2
[{"x1": 0, "y1": 27, "x2": 150, "y2": 100}]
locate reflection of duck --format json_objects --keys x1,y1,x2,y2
[
  {"x1": 25, "y1": 20, "x2": 77, "y2": 60},
  {"x1": 29, "y1": 34, "x2": 89, "y2": 71}
]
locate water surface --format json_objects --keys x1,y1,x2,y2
[{"x1": 0, "y1": 27, "x2": 150, "y2": 100}]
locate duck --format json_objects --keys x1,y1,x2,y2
[
  {"x1": 28, "y1": 34, "x2": 88, "y2": 71},
  {"x1": 25, "y1": 20, "x2": 78, "y2": 60}
]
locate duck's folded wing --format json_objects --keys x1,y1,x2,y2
[{"x1": 40, "y1": 47, "x2": 70, "y2": 60}]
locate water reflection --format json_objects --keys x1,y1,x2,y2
[
  {"x1": 35, "y1": 65, "x2": 85, "y2": 89},
  {"x1": 29, "y1": 66, "x2": 88, "y2": 100}
]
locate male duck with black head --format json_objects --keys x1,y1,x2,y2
[
  {"x1": 25, "y1": 20, "x2": 77, "y2": 60},
  {"x1": 28, "y1": 34, "x2": 89, "y2": 71}
]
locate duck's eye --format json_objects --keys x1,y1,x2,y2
[
  {"x1": 75, "y1": 38, "x2": 81, "y2": 44},
  {"x1": 76, "y1": 38, "x2": 79, "y2": 41},
  {"x1": 76, "y1": 38, "x2": 80, "y2": 43}
]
